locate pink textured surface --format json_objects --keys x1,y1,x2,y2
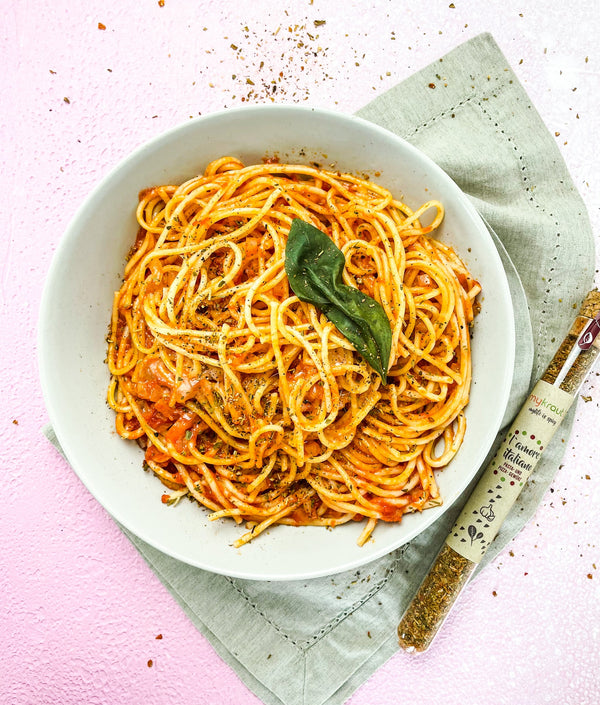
[{"x1": 2, "y1": 2, "x2": 599, "y2": 704}]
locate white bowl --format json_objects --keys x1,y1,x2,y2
[{"x1": 39, "y1": 105, "x2": 515, "y2": 581}]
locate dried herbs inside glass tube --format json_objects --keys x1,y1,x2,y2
[{"x1": 398, "y1": 289, "x2": 600, "y2": 653}]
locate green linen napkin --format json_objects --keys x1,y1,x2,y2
[{"x1": 44, "y1": 32, "x2": 594, "y2": 705}]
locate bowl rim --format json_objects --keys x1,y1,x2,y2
[{"x1": 38, "y1": 103, "x2": 515, "y2": 580}]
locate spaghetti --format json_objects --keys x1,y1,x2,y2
[{"x1": 107, "y1": 157, "x2": 481, "y2": 547}]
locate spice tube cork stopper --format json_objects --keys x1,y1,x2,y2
[
  {"x1": 397, "y1": 289, "x2": 600, "y2": 653},
  {"x1": 579, "y1": 289, "x2": 600, "y2": 318}
]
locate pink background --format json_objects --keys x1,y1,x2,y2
[{"x1": 2, "y1": 1, "x2": 599, "y2": 704}]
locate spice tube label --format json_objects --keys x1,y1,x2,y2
[{"x1": 446, "y1": 379, "x2": 575, "y2": 563}]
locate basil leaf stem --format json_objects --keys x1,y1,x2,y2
[{"x1": 285, "y1": 218, "x2": 392, "y2": 382}]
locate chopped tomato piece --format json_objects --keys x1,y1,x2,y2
[
  {"x1": 377, "y1": 503, "x2": 407, "y2": 522},
  {"x1": 153, "y1": 399, "x2": 180, "y2": 421},
  {"x1": 244, "y1": 236, "x2": 261, "y2": 257},
  {"x1": 131, "y1": 380, "x2": 166, "y2": 402},
  {"x1": 165, "y1": 411, "x2": 198, "y2": 445},
  {"x1": 145, "y1": 444, "x2": 172, "y2": 464},
  {"x1": 136, "y1": 356, "x2": 174, "y2": 386}
]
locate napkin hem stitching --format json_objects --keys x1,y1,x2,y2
[{"x1": 226, "y1": 549, "x2": 406, "y2": 651}]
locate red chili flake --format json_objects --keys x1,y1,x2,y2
[
  {"x1": 587, "y1": 573, "x2": 593, "y2": 579},
  {"x1": 147, "y1": 659, "x2": 153, "y2": 667},
  {"x1": 161, "y1": 494, "x2": 170, "y2": 503},
  {"x1": 158, "y1": 0, "x2": 165, "y2": 6},
  {"x1": 12, "y1": 419, "x2": 18, "y2": 425},
  {"x1": 428, "y1": 83, "x2": 436, "y2": 89},
  {"x1": 98, "y1": 22, "x2": 106, "y2": 30},
  {"x1": 155, "y1": 634, "x2": 163, "y2": 640}
]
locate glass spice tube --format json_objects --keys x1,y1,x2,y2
[{"x1": 397, "y1": 289, "x2": 600, "y2": 653}]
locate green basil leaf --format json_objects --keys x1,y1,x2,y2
[{"x1": 284, "y1": 218, "x2": 392, "y2": 382}]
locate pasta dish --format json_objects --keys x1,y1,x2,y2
[{"x1": 106, "y1": 157, "x2": 480, "y2": 547}]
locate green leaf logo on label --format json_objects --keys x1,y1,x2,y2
[{"x1": 284, "y1": 218, "x2": 392, "y2": 383}]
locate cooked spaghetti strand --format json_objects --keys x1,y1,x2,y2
[{"x1": 107, "y1": 158, "x2": 480, "y2": 546}]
